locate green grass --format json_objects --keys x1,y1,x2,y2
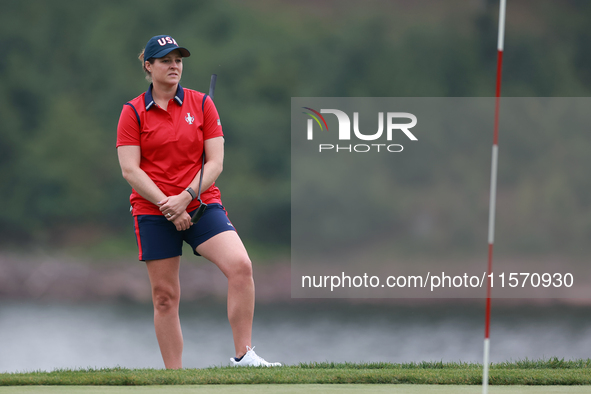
[
  {"x1": 1, "y1": 359, "x2": 590, "y2": 386},
  {"x1": 3, "y1": 384, "x2": 591, "y2": 394},
  {"x1": 4, "y1": 385, "x2": 591, "y2": 394}
]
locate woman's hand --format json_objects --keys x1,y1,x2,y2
[
  {"x1": 171, "y1": 211, "x2": 193, "y2": 231},
  {"x1": 158, "y1": 192, "x2": 192, "y2": 224}
]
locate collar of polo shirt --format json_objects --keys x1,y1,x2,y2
[{"x1": 144, "y1": 84, "x2": 185, "y2": 111}]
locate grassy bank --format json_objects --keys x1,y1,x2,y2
[{"x1": 1, "y1": 359, "x2": 590, "y2": 386}]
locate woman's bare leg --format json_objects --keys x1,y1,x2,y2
[
  {"x1": 145, "y1": 256, "x2": 183, "y2": 369},
  {"x1": 196, "y1": 231, "x2": 254, "y2": 358}
]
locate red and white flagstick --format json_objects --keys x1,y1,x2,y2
[{"x1": 483, "y1": 0, "x2": 506, "y2": 393}]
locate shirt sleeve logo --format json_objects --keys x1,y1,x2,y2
[{"x1": 185, "y1": 113, "x2": 195, "y2": 125}]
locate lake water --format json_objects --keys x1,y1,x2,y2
[{"x1": 1, "y1": 301, "x2": 590, "y2": 372}]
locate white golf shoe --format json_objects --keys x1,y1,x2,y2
[{"x1": 230, "y1": 346, "x2": 281, "y2": 367}]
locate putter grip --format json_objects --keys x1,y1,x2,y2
[{"x1": 209, "y1": 74, "x2": 217, "y2": 100}]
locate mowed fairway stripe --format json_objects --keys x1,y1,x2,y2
[{"x1": 1, "y1": 385, "x2": 590, "y2": 394}]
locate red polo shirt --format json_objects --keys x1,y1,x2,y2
[{"x1": 116, "y1": 84, "x2": 224, "y2": 216}]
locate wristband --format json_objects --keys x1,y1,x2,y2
[{"x1": 184, "y1": 187, "x2": 197, "y2": 200}]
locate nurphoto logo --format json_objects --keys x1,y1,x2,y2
[{"x1": 302, "y1": 107, "x2": 418, "y2": 153}]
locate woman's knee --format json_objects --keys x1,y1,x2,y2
[
  {"x1": 228, "y1": 255, "x2": 253, "y2": 280},
  {"x1": 152, "y1": 285, "x2": 180, "y2": 313}
]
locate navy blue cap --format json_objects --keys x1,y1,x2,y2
[{"x1": 144, "y1": 35, "x2": 190, "y2": 61}]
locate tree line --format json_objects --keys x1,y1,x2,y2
[{"x1": 1, "y1": 0, "x2": 590, "y2": 257}]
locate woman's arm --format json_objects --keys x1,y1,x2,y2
[
  {"x1": 118, "y1": 145, "x2": 192, "y2": 231},
  {"x1": 117, "y1": 145, "x2": 168, "y2": 205},
  {"x1": 189, "y1": 136, "x2": 225, "y2": 192}
]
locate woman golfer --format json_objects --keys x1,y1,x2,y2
[{"x1": 116, "y1": 35, "x2": 280, "y2": 369}]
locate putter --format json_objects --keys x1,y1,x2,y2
[{"x1": 191, "y1": 74, "x2": 217, "y2": 224}]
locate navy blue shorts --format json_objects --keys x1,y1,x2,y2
[{"x1": 133, "y1": 203, "x2": 235, "y2": 261}]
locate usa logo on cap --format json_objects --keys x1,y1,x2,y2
[
  {"x1": 157, "y1": 36, "x2": 178, "y2": 46},
  {"x1": 144, "y1": 35, "x2": 191, "y2": 61}
]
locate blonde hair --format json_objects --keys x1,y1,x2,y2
[{"x1": 138, "y1": 49, "x2": 155, "y2": 82}]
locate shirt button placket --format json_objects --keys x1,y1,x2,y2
[{"x1": 167, "y1": 101, "x2": 176, "y2": 140}]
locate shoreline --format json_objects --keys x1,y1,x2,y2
[{"x1": 1, "y1": 253, "x2": 589, "y2": 306}]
